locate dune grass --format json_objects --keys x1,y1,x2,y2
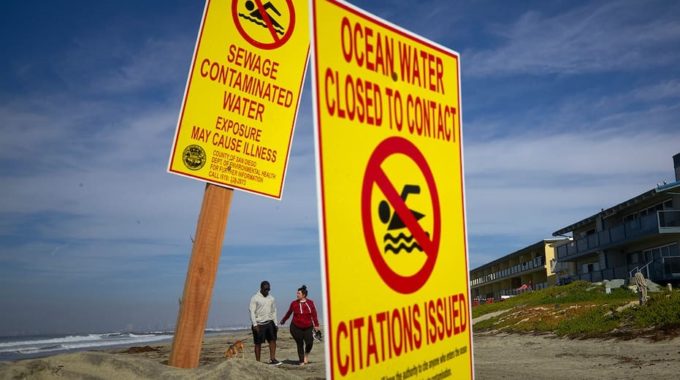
[{"x1": 472, "y1": 281, "x2": 680, "y2": 338}]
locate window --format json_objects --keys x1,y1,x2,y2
[
  {"x1": 623, "y1": 199, "x2": 673, "y2": 224},
  {"x1": 663, "y1": 258, "x2": 680, "y2": 276},
  {"x1": 645, "y1": 250, "x2": 654, "y2": 262},
  {"x1": 628, "y1": 252, "x2": 641, "y2": 265},
  {"x1": 642, "y1": 243, "x2": 680, "y2": 277},
  {"x1": 582, "y1": 263, "x2": 598, "y2": 273},
  {"x1": 646, "y1": 243, "x2": 679, "y2": 258}
]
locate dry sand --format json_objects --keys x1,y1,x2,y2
[
  {"x1": 3, "y1": 328, "x2": 680, "y2": 379},
  {"x1": 473, "y1": 332, "x2": 680, "y2": 380}
]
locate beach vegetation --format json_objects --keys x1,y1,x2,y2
[
  {"x1": 472, "y1": 281, "x2": 680, "y2": 339},
  {"x1": 620, "y1": 290, "x2": 680, "y2": 330}
]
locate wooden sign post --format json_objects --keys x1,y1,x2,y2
[{"x1": 169, "y1": 184, "x2": 233, "y2": 368}]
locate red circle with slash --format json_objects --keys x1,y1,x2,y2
[
  {"x1": 361, "y1": 136, "x2": 441, "y2": 294},
  {"x1": 232, "y1": 0, "x2": 296, "y2": 49}
]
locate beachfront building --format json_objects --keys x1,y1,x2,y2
[
  {"x1": 470, "y1": 239, "x2": 566, "y2": 302},
  {"x1": 552, "y1": 153, "x2": 680, "y2": 285}
]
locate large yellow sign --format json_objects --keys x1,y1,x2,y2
[
  {"x1": 311, "y1": 1, "x2": 472, "y2": 379},
  {"x1": 168, "y1": 0, "x2": 309, "y2": 199}
]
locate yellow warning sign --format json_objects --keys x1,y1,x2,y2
[
  {"x1": 168, "y1": 0, "x2": 309, "y2": 199},
  {"x1": 311, "y1": 1, "x2": 472, "y2": 379}
]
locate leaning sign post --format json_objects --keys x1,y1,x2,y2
[
  {"x1": 167, "y1": 0, "x2": 308, "y2": 368},
  {"x1": 310, "y1": 1, "x2": 473, "y2": 379}
]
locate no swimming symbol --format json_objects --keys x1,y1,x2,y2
[
  {"x1": 232, "y1": 0, "x2": 296, "y2": 49},
  {"x1": 379, "y1": 184, "x2": 428, "y2": 254},
  {"x1": 361, "y1": 137, "x2": 441, "y2": 294}
]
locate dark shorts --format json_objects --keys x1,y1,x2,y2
[{"x1": 252, "y1": 320, "x2": 277, "y2": 344}]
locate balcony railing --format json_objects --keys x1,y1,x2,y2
[
  {"x1": 561, "y1": 258, "x2": 678, "y2": 284},
  {"x1": 470, "y1": 256, "x2": 545, "y2": 287},
  {"x1": 499, "y1": 281, "x2": 548, "y2": 296},
  {"x1": 472, "y1": 282, "x2": 549, "y2": 305},
  {"x1": 564, "y1": 264, "x2": 632, "y2": 283},
  {"x1": 659, "y1": 209, "x2": 680, "y2": 230},
  {"x1": 556, "y1": 210, "x2": 680, "y2": 260}
]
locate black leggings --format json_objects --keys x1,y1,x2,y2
[{"x1": 290, "y1": 324, "x2": 313, "y2": 362}]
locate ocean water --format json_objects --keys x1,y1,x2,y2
[
  {"x1": 0, "y1": 332, "x2": 173, "y2": 361},
  {"x1": 0, "y1": 328, "x2": 246, "y2": 362}
]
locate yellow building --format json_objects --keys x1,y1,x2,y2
[{"x1": 470, "y1": 239, "x2": 566, "y2": 303}]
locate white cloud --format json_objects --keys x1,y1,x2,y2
[
  {"x1": 466, "y1": 131, "x2": 679, "y2": 178},
  {"x1": 0, "y1": 41, "x2": 320, "y2": 249},
  {"x1": 52, "y1": 27, "x2": 195, "y2": 96},
  {"x1": 465, "y1": 1, "x2": 680, "y2": 76},
  {"x1": 464, "y1": 130, "x2": 680, "y2": 242},
  {"x1": 463, "y1": 126, "x2": 679, "y2": 268},
  {"x1": 633, "y1": 79, "x2": 680, "y2": 102}
]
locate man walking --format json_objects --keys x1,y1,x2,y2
[{"x1": 249, "y1": 280, "x2": 281, "y2": 365}]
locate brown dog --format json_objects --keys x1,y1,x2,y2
[{"x1": 224, "y1": 339, "x2": 245, "y2": 359}]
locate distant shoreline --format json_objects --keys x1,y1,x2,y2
[{"x1": 0, "y1": 328, "x2": 248, "y2": 363}]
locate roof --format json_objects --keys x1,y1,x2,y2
[{"x1": 552, "y1": 180, "x2": 680, "y2": 236}]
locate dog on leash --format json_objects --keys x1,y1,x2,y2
[{"x1": 224, "y1": 339, "x2": 245, "y2": 359}]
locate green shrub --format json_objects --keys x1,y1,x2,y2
[
  {"x1": 472, "y1": 283, "x2": 680, "y2": 337},
  {"x1": 472, "y1": 281, "x2": 635, "y2": 318},
  {"x1": 555, "y1": 306, "x2": 620, "y2": 337},
  {"x1": 627, "y1": 291, "x2": 680, "y2": 329}
]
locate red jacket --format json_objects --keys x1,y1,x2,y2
[{"x1": 281, "y1": 299, "x2": 320, "y2": 329}]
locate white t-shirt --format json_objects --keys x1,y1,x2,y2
[{"x1": 249, "y1": 291, "x2": 277, "y2": 326}]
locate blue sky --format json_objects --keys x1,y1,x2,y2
[{"x1": 1, "y1": 0, "x2": 679, "y2": 336}]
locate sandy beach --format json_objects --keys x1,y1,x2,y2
[
  {"x1": 0, "y1": 329, "x2": 326, "y2": 379},
  {"x1": 473, "y1": 332, "x2": 680, "y2": 380},
  {"x1": 2, "y1": 328, "x2": 680, "y2": 379}
]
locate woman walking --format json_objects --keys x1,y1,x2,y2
[{"x1": 280, "y1": 285, "x2": 320, "y2": 365}]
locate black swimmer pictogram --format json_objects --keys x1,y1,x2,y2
[
  {"x1": 379, "y1": 184, "x2": 430, "y2": 254},
  {"x1": 239, "y1": 0, "x2": 285, "y2": 35}
]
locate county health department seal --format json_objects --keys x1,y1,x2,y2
[{"x1": 182, "y1": 144, "x2": 206, "y2": 170}]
